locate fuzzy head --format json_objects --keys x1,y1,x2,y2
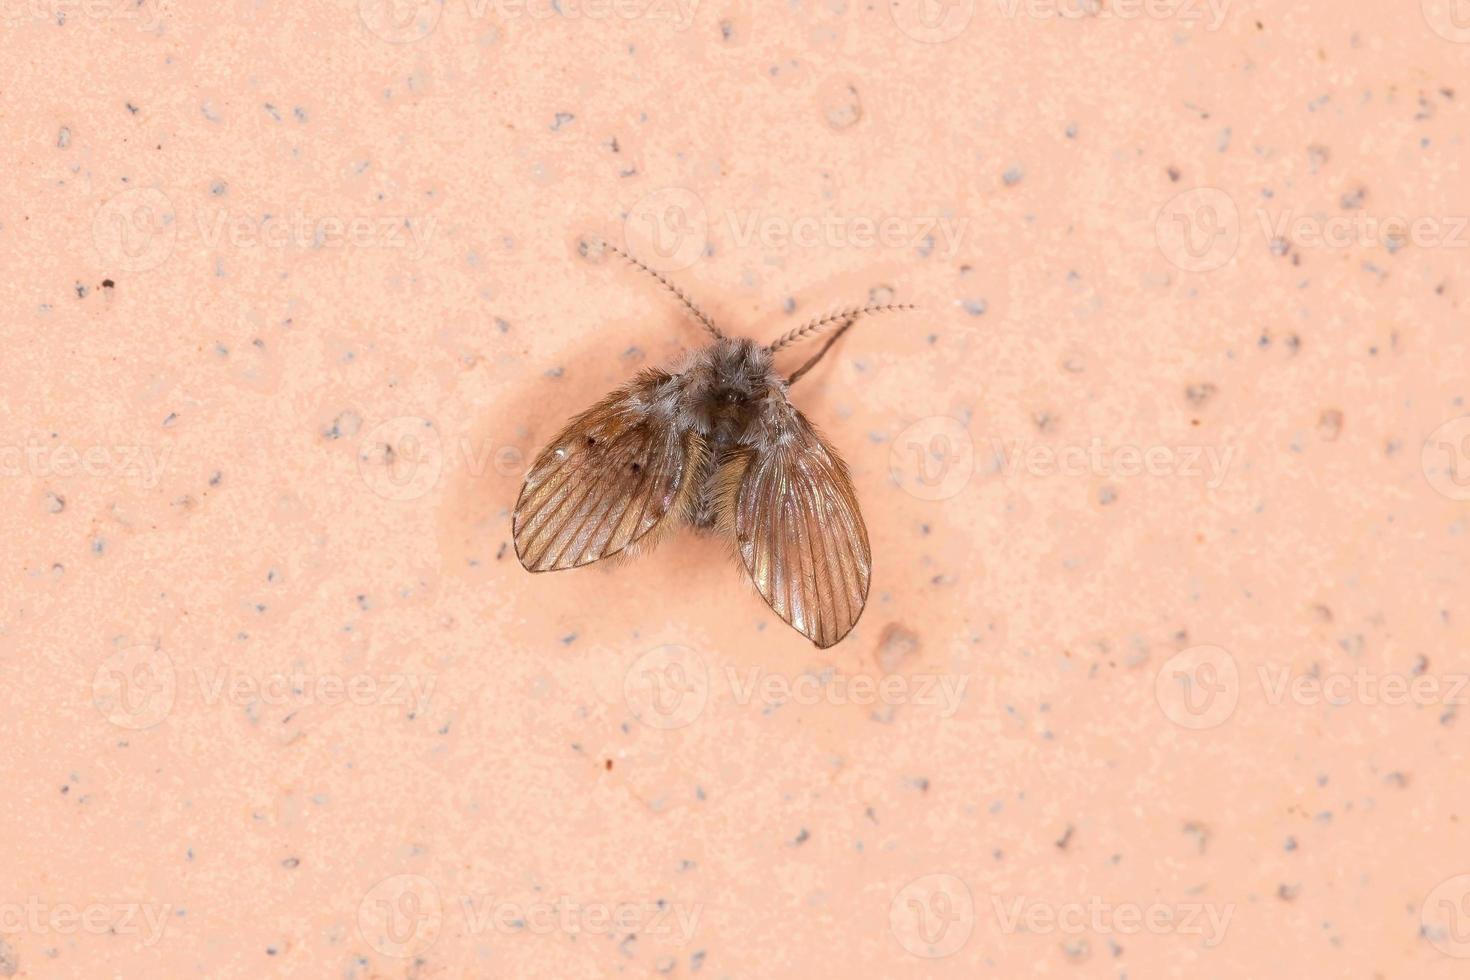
[{"x1": 679, "y1": 337, "x2": 785, "y2": 443}]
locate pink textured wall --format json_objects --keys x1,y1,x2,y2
[{"x1": 2, "y1": 0, "x2": 1469, "y2": 976}]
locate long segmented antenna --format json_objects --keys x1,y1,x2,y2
[
  {"x1": 787, "y1": 316, "x2": 856, "y2": 385},
  {"x1": 602, "y1": 241, "x2": 723, "y2": 341},
  {"x1": 766, "y1": 302, "x2": 917, "y2": 354}
]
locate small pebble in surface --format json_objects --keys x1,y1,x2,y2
[
  {"x1": 875, "y1": 622, "x2": 920, "y2": 672},
  {"x1": 822, "y1": 82, "x2": 862, "y2": 130},
  {"x1": 1317, "y1": 409, "x2": 1343, "y2": 441},
  {"x1": 1185, "y1": 383, "x2": 1218, "y2": 408}
]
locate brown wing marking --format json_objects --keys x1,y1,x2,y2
[{"x1": 514, "y1": 370, "x2": 701, "y2": 572}]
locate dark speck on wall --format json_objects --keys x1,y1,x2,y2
[
  {"x1": 1185, "y1": 383, "x2": 1218, "y2": 407},
  {"x1": 322, "y1": 411, "x2": 361, "y2": 440}
]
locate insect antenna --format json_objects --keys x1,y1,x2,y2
[
  {"x1": 601, "y1": 241, "x2": 723, "y2": 341},
  {"x1": 766, "y1": 302, "x2": 916, "y2": 355},
  {"x1": 786, "y1": 316, "x2": 856, "y2": 384}
]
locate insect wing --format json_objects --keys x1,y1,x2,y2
[
  {"x1": 515, "y1": 370, "x2": 701, "y2": 572},
  {"x1": 726, "y1": 408, "x2": 871, "y2": 647}
]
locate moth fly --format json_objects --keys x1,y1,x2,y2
[{"x1": 513, "y1": 243, "x2": 915, "y2": 648}]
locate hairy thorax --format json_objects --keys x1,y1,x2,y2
[{"x1": 673, "y1": 337, "x2": 790, "y2": 528}]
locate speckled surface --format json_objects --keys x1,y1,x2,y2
[{"x1": 2, "y1": 2, "x2": 1469, "y2": 977}]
